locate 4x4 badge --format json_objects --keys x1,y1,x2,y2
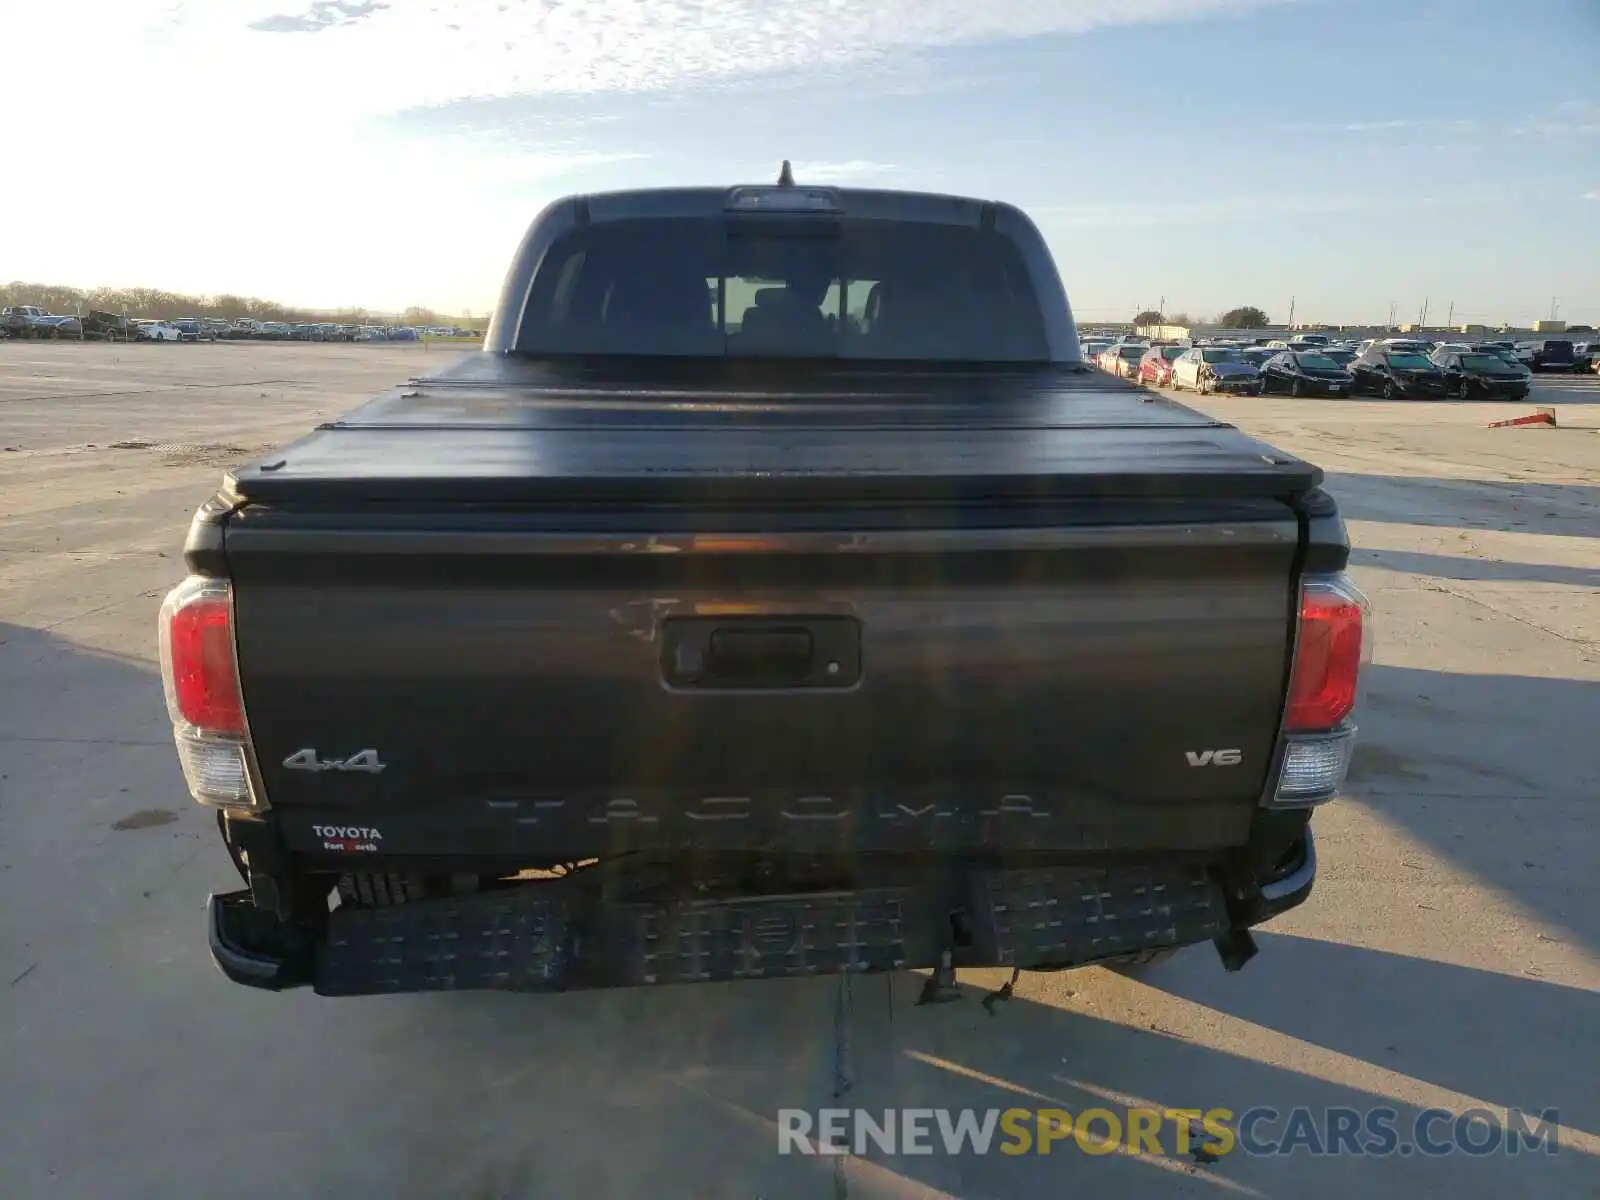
[{"x1": 283, "y1": 749, "x2": 387, "y2": 774}]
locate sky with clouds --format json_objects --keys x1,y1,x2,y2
[{"x1": 7, "y1": 0, "x2": 1598, "y2": 324}]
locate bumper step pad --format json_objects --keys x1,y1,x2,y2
[
  {"x1": 970, "y1": 863, "x2": 1228, "y2": 970},
  {"x1": 210, "y1": 860, "x2": 1234, "y2": 996},
  {"x1": 594, "y1": 890, "x2": 925, "y2": 986},
  {"x1": 316, "y1": 893, "x2": 569, "y2": 996}
]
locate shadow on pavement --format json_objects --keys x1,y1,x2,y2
[
  {"x1": 401, "y1": 948, "x2": 1590, "y2": 1199},
  {"x1": 1349, "y1": 546, "x2": 1600, "y2": 588},
  {"x1": 1148, "y1": 931, "x2": 1596, "y2": 1135},
  {"x1": 1351, "y1": 665, "x2": 1597, "y2": 957},
  {"x1": 0, "y1": 617, "x2": 168, "y2": 747},
  {"x1": 0, "y1": 619, "x2": 192, "y2": 948},
  {"x1": 1325, "y1": 474, "x2": 1600, "y2": 536}
]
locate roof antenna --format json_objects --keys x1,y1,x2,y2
[{"x1": 777, "y1": 159, "x2": 795, "y2": 187}]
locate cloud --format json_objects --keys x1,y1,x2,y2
[
  {"x1": 10, "y1": 0, "x2": 1291, "y2": 121},
  {"x1": 1275, "y1": 117, "x2": 1480, "y2": 134},
  {"x1": 250, "y1": 1, "x2": 388, "y2": 34},
  {"x1": 1585, "y1": 190, "x2": 1599, "y2": 201},
  {"x1": 1509, "y1": 101, "x2": 1600, "y2": 138},
  {"x1": 1280, "y1": 107, "x2": 1600, "y2": 141},
  {"x1": 1032, "y1": 187, "x2": 1518, "y2": 228},
  {"x1": 2, "y1": 0, "x2": 1294, "y2": 308}
]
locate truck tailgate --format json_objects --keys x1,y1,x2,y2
[{"x1": 222, "y1": 365, "x2": 1309, "y2": 861}]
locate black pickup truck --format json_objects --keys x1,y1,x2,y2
[{"x1": 161, "y1": 172, "x2": 1368, "y2": 997}]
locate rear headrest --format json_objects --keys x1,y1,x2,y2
[
  {"x1": 862, "y1": 282, "x2": 884, "y2": 325},
  {"x1": 753, "y1": 287, "x2": 792, "y2": 308}
]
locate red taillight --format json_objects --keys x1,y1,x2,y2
[
  {"x1": 160, "y1": 579, "x2": 244, "y2": 736},
  {"x1": 1285, "y1": 574, "x2": 1367, "y2": 731}
]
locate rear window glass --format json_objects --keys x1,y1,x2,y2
[{"x1": 516, "y1": 216, "x2": 1048, "y2": 361}]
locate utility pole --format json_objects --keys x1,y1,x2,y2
[
  {"x1": 1387, "y1": 301, "x2": 1397, "y2": 327},
  {"x1": 1549, "y1": 296, "x2": 1559, "y2": 321},
  {"x1": 1446, "y1": 300, "x2": 1454, "y2": 329},
  {"x1": 1288, "y1": 296, "x2": 1296, "y2": 329},
  {"x1": 1416, "y1": 296, "x2": 1429, "y2": 329}
]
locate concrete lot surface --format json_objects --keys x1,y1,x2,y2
[{"x1": 1, "y1": 343, "x2": 1596, "y2": 1199}]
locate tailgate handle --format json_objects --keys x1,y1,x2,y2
[
  {"x1": 662, "y1": 616, "x2": 860, "y2": 690},
  {"x1": 707, "y1": 627, "x2": 814, "y2": 681}
]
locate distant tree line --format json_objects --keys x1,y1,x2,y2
[
  {"x1": 0, "y1": 281, "x2": 483, "y2": 329},
  {"x1": 1134, "y1": 307, "x2": 1269, "y2": 328}
]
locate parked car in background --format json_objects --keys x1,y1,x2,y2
[
  {"x1": 171, "y1": 318, "x2": 213, "y2": 342},
  {"x1": 3, "y1": 305, "x2": 50, "y2": 335},
  {"x1": 1459, "y1": 342, "x2": 1528, "y2": 373},
  {"x1": 2, "y1": 306, "x2": 78, "y2": 337},
  {"x1": 136, "y1": 321, "x2": 183, "y2": 342},
  {"x1": 388, "y1": 326, "x2": 419, "y2": 341},
  {"x1": 1289, "y1": 333, "x2": 1331, "y2": 348},
  {"x1": 1138, "y1": 344, "x2": 1186, "y2": 387},
  {"x1": 4, "y1": 307, "x2": 83, "y2": 337},
  {"x1": 1079, "y1": 339, "x2": 1111, "y2": 362},
  {"x1": 1356, "y1": 338, "x2": 1431, "y2": 356},
  {"x1": 1172, "y1": 346, "x2": 1262, "y2": 395},
  {"x1": 1259, "y1": 351, "x2": 1352, "y2": 397},
  {"x1": 201, "y1": 318, "x2": 232, "y2": 339},
  {"x1": 83, "y1": 310, "x2": 139, "y2": 341},
  {"x1": 1514, "y1": 339, "x2": 1578, "y2": 372},
  {"x1": 42, "y1": 315, "x2": 85, "y2": 338},
  {"x1": 1349, "y1": 346, "x2": 1447, "y2": 398},
  {"x1": 228, "y1": 319, "x2": 264, "y2": 339},
  {"x1": 1430, "y1": 343, "x2": 1531, "y2": 382},
  {"x1": 1238, "y1": 346, "x2": 1275, "y2": 370},
  {"x1": 1098, "y1": 343, "x2": 1148, "y2": 379},
  {"x1": 1429, "y1": 349, "x2": 1533, "y2": 399},
  {"x1": 1318, "y1": 347, "x2": 1356, "y2": 367}
]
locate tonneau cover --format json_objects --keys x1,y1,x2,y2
[{"x1": 226, "y1": 353, "x2": 1321, "y2": 505}]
